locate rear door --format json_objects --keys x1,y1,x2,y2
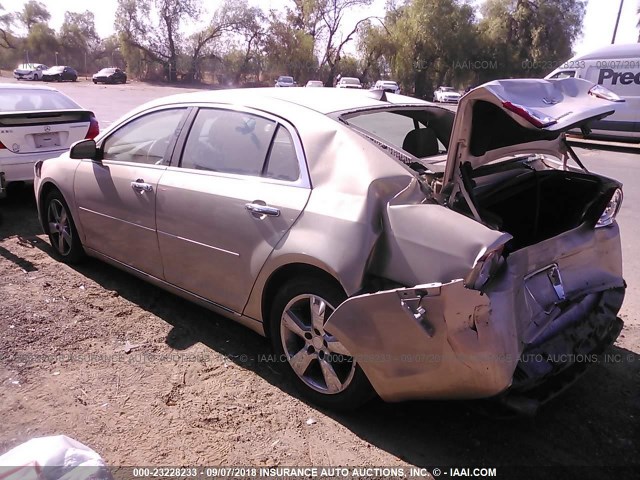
[
  {"x1": 74, "y1": 107, "x2": 189, "y2": 278},
  {"x1": 156, "y1": 106, "x2": 310, "y2": 313}
]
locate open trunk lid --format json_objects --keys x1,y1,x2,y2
[{"x1": 443, "y1": 78, "x2": 623, "y2": 185}]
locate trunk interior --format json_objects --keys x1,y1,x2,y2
[{"x1": 453, "y1": 161, "x2": 620, "y2": 252}]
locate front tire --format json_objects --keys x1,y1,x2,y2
[
  {"x1": 44, "y1": 189, "x2": 84, "y2": 263},
  {"x1": 270, "y1": 277, "x2": 374, "y2": 410}
]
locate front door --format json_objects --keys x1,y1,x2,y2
[{"x1": 74, "y1": 107, "x2": 188, "y2": 278}]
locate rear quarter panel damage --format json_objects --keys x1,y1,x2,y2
[{"x1": 325, "y1": 223, "x2": 624, "y2": 402}]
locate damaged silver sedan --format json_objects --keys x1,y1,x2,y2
[{"x1": 34, "y1": 78, "x2": 625, "y2": 412}]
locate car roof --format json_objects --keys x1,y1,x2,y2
[{"x1": 133, "y1": 87, "x2": 428, "y2": 116}]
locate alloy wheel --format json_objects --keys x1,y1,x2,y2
[
  {"x1": 47, "y1": 199, "x2": 73, "y2": 256},
  {"x1": 280, "y1": 294, "x2": 356, "y2": 394}
]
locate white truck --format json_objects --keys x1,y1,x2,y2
[{"x1": 546, "y1": 43, "x2": 639, "y2": 140}]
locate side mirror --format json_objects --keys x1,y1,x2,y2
[{"x1": 70, "y1": 139, "x2": 100, "y2": 161}]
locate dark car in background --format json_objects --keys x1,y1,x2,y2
[
  {"x1": 42, "y1": 66, "x2": 78, "y2": 82},
  {"x1": 92, "y1": 68, "x2": 127, "y2": 85}
]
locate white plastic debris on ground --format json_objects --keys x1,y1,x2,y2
[{"x1": 0, "y1": 435, "x2": 112, "y2": 480}]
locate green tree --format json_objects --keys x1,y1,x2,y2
[
  {"x1": 115, "y1": 0, "x2": 199, "y2": 81},
  {"x1": 18, "y1": 0, "x2": 50, "y2": 32},
  {"x1": 373, "y1": 0, "x2": 478, "y2": 97},
  {"x1": 479, "y1": 0, "x2": 586, "y2": 78},
  {"x1": 184, "y1": 0, "x2": 261, "y2": 82},
  {"x1": 58, "y1": 11, "x2": 100, "y2": 70},
  {"x1": 1, "y1": 2, "x2": 16, "y2": 49},
  {"x1": 24, "y1": 22, "x2": 58, "y2": 64},
  {"x1": 262, "y1": 9, "x2": 317, "y2": 83}
]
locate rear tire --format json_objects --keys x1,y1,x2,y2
[
  {"x1": 44, "y1": 189, "x2": 85, "y2": 263},
  {"x1": 269, "y1": 277, "x2": 375, "y2": 411}
]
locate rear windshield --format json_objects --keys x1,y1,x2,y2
[
  {"x1": 343, "y1": 108, "x2": 454, "y2": 161},
  {"x1": 0, "y1": 89, "x2": 81, "y2": 112},
  {"x1": 99, "y1": 68, "x2": 116, "y2": 74},
  {"x1": 278, "y1": 76, "x2": 294, "y2": 83},
  {"x1": 342, "y1": 78, "x2": 360, "y2": 84}
]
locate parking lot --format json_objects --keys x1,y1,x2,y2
[{"x1": 0, "y1": 77, "x2": 638, "y2": 475}]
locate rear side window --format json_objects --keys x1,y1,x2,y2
[
  {"x1": 102, "y1": 109, "x2": 186, "y2": 165},
  {"x1": 180, "y1": 109, "x2": 277, "y2": 176},
  {"x1": 0, "y1": 89, "x2": 80, "y2": 112},
  {"x1": 264, "y1": 126, "x2": 300, "y2": 181}
]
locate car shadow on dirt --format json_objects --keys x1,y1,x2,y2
[
  {"x1": 4, "y1": 187, "x2": 638, "y2": 475},
  {"x1": 0, "y1": 185, "x2": 42, "y2": 271},
  {"x1": 53, "y1": 258, "x2": 640, "y2": 473}
]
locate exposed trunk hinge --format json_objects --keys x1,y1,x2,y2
[
  {"x1": 449, "y1": 140, "x2": 483, "y2": 223},
  {"x1": 563, "y1": 139, "x2": 590, "y2": 173},
  {"x1": 457, "y1": 174, "x2": 482, "y2": 222}
]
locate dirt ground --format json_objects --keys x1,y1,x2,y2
[{"x1": 1, "y1": 186, "x2": 638, "y2": 478}]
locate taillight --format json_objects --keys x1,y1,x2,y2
[
  {"x1": 0, "y1": 140, "x2": 6, "y2": 150},
  {"x1": 465, "y1": 244, "x2": 507, "y2": 291},
  {"x1": 589, "y1": 85, "x2": 624, "y2": 103},
  {"x1": 502, "y1": 101, "x2": 557, "y2": 128},
  {"x1": 596, "y1": 188, "x2": 623, "y2": 228},
  {"x1": 85, "y1": 115, "x2": 99, "y2": 139}
]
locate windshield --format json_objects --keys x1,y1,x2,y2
[
  {"x1": 49, "y1": 66, "x2": 65, "y2": 73},
  {"x1": 342, "y1": 78, "x2": 360, "y2": 85},
  {"x1": 99, "y1": 69, "x2": 116, "y2": 74},
  {"x1": 0, "y1": 89, "x2": 81, "y2": 112},
  {"x1": 278, "y1": 76, "x2": 294, "y2": 83}
]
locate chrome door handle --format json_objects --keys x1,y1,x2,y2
[
  {"x1": 131, "y1": 179, "x2": 153, "y2": 192},
  {"x1": 245, "y1": 203, "x2": 280, "y2": 217}
]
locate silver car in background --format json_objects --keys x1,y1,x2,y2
[
  {"x1": 34, "y1": 81, "x2": 625, "y2": 413},
  {"x1": 13, "y1": 63, "x2": 48, "y2": 81}
]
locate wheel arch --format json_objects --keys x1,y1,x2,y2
[{"x1": 260, "y1": 262, "x2": 346, "y2": 340}]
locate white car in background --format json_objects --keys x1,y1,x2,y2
[
  {"x1": 373, "y1": 80, "x2": 401, "y2": 94},
  {"x1": 433, "y1": 86, "x2": 462, "y2": 103},
  {"x1": 13, "y1": 63, "x2": 48, "y2": 81},
  {"x1": 336, "y1": 77, "x2": 362, "y2": 89},
  {"x1": 0, "y1": 84, "x2": 99, "y2": 192}
]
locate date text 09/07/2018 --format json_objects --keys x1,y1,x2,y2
[{"x1": 130, "y1": 466, "x2": 499, "y2": 478}]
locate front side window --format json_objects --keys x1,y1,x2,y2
[
  {"x1": 181, "y1": 109, "x2": 277, "y2": 176},
  {"x1": 102, "y1": 109, "x2": 186, "y2": 165}
]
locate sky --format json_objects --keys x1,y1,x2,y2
[{"x1": 1, "y1": 0, "x2": 639, "y2": 58}]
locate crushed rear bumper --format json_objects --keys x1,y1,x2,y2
[{"x1": 325, "y1": 224, "x2": 625, "y2": 404}]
